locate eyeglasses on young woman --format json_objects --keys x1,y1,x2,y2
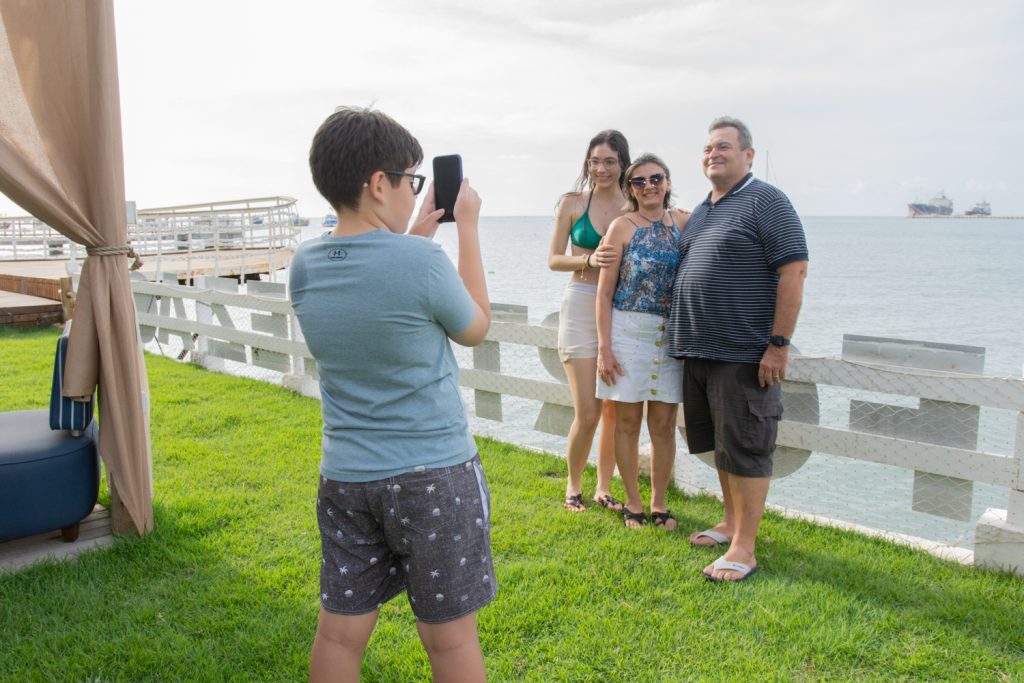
[{"x1": 587, "y1": 157, "x2": 620, "y2": 170}]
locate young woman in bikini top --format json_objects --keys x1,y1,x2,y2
[{"x1": 547, "y1": 130, "x2": 631, "y2": 513}]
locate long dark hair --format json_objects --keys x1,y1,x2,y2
[
  {"x1": 624, "y1": 153, "x2": 672, "y2": 212},
  {"x1": 573, "y1": 129, "x2": 631, "y2": 194}
]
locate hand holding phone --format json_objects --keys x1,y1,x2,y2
[
  {"x1": 453, "y1": 178, "x2": 481, "y2": 226},
  {"x1": 407, "y1": 182, "x2": 445, "y2": 238},
  {"x1": 432, "y1": 154, "x2": 463, "y2": 223}
]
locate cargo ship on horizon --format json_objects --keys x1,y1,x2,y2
[
  {"x1": 965, "y1": 200, "x2": 991, "y2": 217},
  {"x1": 908, "y1": 191, "x2": 953, "y2": 217}
]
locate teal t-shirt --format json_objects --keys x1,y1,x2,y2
[{"x1": 288, "y1": 230, "x2": 477, "y2": 481}]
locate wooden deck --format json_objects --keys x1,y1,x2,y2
[
  {"x1": 0, "y1": 289, "x2": 63, "y2": 327},
  {"x1": 0, "y1": 248, "x2": 292, "y2": 327},
  {"x1": 0, "y1": 506, "x2": 113, "y2": 573}
]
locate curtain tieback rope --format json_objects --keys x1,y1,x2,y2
[{"x1": 86, "y1": 244, "x2": 143, "y2": 271}]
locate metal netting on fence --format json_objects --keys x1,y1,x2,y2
[{"x1": 135, "y1": 286, "x2": 1024, "y2": 562}]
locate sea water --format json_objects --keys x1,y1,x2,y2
[
  {"x1": 300, "y1": 216, "x2": 1024, "y2": 547},
  {"x1": 422, "y1": 215, "x2": 1024, "y2": 375}
]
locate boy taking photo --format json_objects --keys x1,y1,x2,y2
[{"x1": 290, "y1": 107, "x2": 494, "y2": 682}]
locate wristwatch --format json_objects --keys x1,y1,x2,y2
[{"x1": 769, "y1": 335, "x2": 791, "y2": 347}]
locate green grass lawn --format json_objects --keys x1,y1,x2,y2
[{"x1": 1, "y1": 327, "x2": 1022, "y2": 681}]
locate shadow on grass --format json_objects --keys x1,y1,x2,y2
[
  {"x1": 479, "y1": 440, "x2": 1024, "y2": 680},
  {"x1": 763, "y1": 520, "x2": 1024, "y2": 653}
]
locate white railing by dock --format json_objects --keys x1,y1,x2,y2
[
  {"x1": 1, "y1": 196, "x2": 302, "y2": 264},
  {"x1": 130, "y1": 278, "x2": 1024, "y2": 575}
]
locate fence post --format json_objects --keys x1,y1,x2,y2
[
  {"x1": 155, "y1": 271, "x2": 193, "y2": 356},
  {"x1": 193, "y1": 276, "x2": 240, "y2": 371},
  {"x1": 842, "y1": 335, "x2": 983, "y2": 521},
  {"x1": 282, "y1": 304, "x2": 320, "y2": 399},
  {"x1": 974, "y1": 408, "x2": 1024, "y2": 576},
  {"x1": 473, "y1": 341, "x2": 503, "y2": 421},
  {"x1": 532, "y1": 311, "x2": 574, "y2": 437},
  {"x1": 472, "y1": 304, "x2": 529, "y2": 422}
]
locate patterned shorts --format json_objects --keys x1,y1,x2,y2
[{"x1": 317, "y1": 454, "x2": 496, "y2": 624}]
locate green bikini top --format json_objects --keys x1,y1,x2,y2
[{"x1": 570, "y1": 191, "x2": 602, "y2": 250}]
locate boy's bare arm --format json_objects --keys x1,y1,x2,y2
[{"x1": 448, "y1": 179, "x2": 490, "y2": 347}]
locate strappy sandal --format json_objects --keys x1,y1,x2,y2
[
  {"x1": 563, "y1": 493, "x2": 586, "y2": 511},
  {"x1": 650, "y1": 510, "x2": 677, "y2": 530},
  {"x1": 622, "y1": 508, "x2": 647, "y2": 528},
  {"x1": 592, "y1": 493, "x2": 623, "y2": 511}
]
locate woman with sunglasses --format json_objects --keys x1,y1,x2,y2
[
  {"x1": 596, "y1": 153, "x2": 689, "y2": 529},
  {"x1": 548, "y1": 130, "x2": 631, "y2": 512}
]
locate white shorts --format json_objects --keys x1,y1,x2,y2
[
  {"x1": 557, "y1": 282, "x2": 598, "y2": 362},
  {"x1": 595, "y1": 310, "x2": 683, "y2": 404}
]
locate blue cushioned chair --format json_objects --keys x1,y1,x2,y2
[{"x1": 0, "y1": 336, "x2": 99, "y2": 543}]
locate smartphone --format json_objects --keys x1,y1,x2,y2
[{"x1": 432, "y1": 154, "x2": 463, "y2": 223}]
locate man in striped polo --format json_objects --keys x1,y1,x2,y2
[{"x1": 668, "y1": 117, "x2": 808, "y2": 582}]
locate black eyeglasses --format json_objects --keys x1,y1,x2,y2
[
  {"x1": 628, "y1": 173, "x2": 666, "y2": 189},
  {"x1": 383, "y1": 170, "x2": 427, "y2": 195}
]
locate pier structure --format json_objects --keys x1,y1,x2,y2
[{"x1": 0, "y1": 196, "x2": 301, "y2": 326}]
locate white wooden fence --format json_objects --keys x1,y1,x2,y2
[{"x1": 131, "y1": 279, "x2": 1024, "y2": 575}]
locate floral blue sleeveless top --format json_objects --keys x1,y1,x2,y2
[{"x1": 612, "y1": 213, "x2": 682, "y2": 318}]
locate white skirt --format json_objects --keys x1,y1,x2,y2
[
  {"x1": 595, "y1": 309, "x2": 683, "y2": 403},
  {"x1": 557, "y1": 282, "x2": 598, "y2": 362}
]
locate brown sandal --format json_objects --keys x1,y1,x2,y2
[
  {"x1": 622, "y1": 508, "x2": 647, "y2": 528},
  {"x1": 563, "y1": 493, "x2": 586, "y2": 511},
  {"x1": 651, "y1": 510, "x2": 677, "y2": 530},
  {"x1": 592, "y1": 494, "x2": 623, "y2": 510}
]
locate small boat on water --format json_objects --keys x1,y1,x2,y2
[
  {"x1": 965, "y1": 201, "x2": 991, "y2": 217},
  {"x1": 323, "y1": 214, "x2": 338, "y2": 227},
  {"x1": 292, "y1": 216, "x2": 310, "y2": 227},
  {"x1": 908, "y1": 192, "x2": 953, "y2": 217}
]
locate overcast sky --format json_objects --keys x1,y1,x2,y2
[{"x1": 3, "y1": 0, "x2": 1022, "y2": 218}]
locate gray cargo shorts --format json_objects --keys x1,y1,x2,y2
[
  {"x1": 316, "y1": 454, "x2": 496, "y2": 623},
  {"x1": 682, "y1": 359, "x2": 783, "y2": 477}
]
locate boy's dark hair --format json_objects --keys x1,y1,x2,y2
[
  {"x1": 309, "y1": 107, "x2": 424, "y2": 211},
  {"x1": 624, "y1": 153, "x2": 672, "y2": 212}
]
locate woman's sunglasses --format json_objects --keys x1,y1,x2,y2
[{"x1": 627, "y1": 173, "x2": 666, "y2": 189}]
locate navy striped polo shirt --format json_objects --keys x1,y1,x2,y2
[{"x1": 668, "y1": 173, "x2": 808, "y2": 364}]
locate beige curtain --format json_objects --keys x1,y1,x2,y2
[{"x1": 0, "y1": 0, "x2": 152, "y2": 534}]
